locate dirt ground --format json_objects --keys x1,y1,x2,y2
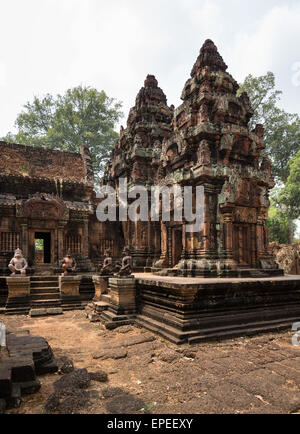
[{"x1": 1, "y1": 310, "x2": 300, "y2": 414}]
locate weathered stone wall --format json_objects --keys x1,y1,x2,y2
[{"x1": 0, "y1": 142, "x2": 86, "y2": 183}]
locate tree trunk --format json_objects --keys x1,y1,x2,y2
[{"x1": 289, "y1": 218, "x2": 294, "y2": 244}]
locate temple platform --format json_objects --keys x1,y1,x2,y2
[
  {"x1": 0, "y1": 275, "x2": 95, "y2": 315},
  {"x1": 152, "y1": 267, "x2": 284, "y2": 278},
  {"x1": 133, "y1": 273, "x2": 300, "y2": 345}
]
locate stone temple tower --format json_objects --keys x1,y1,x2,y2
[{"x1": 102, "y1": 40, "x2": 279, "y2": 277}]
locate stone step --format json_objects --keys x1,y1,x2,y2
[
  {"x1": 93, "y1": 301, "x2": 109, "y2": 313},
  {"x1": 31, "y1": 281, "x2": 59, "y2": 288},
  {"x1": 188, "y1": 318, "x2": 300, "y2": 344},
  {"x1": 31, "y1": 276, "x2": 58, "y2": 282},
  {"x1": 30, "y1": 287, "x2": 59, "y2": 294},
  {"x1": 61, "y1": 304, "x2": 84, "y2": 311},
  {"x1": 100, "y1": 310, "x2": 135, "y2": 329},
  {"x1": 101, "y1": 294, "x2": 111, "y2": 303},
  {"x1": 30, "y1": 299, "x2": 61, "y2": 308},
  {"x1": 30, "y1": 308, "x2": 63, "y2": 317},
  {"x1": 31, "y1": 293, "x2": 60, "y2": 301},
  {"x1": 5, "y1": 307, "x2": 30, "y2": 316},
  {"x1": 135, "y1": 314, "x2": 184, "y2": 345},
  {"x1": 136, "y1": 311, "x2": 300, "y2": 345}
]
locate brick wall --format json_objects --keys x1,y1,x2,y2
[{"x1": 0, "y1": 142, "x2": 86, "y2": 183}]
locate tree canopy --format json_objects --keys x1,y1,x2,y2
[
  {"x1": 2, "y1": 85, "x2": 123, "y2": 184},
  {"x1": 238, "y1": 72, "x2": 300, "y2": 182},
  {"x1": 278, "y1": 149, "x2": 300, "y2": 221},
  {"x1": 238, "y1": 72, "x2": 300, "y2": 243}
]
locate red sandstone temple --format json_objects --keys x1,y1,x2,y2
[
  {"x1": 101, "y1": 40, "x2": 278, "y2": 277},
  {"x1": 0, "y1": 40, "x2": 278, "y2": 278},
  {"x1": 1, "y1": 40, "x2": 300, "y2": 344}
]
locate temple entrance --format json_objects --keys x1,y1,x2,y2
[
  {"x1": 34, "y1": 232, "x2": 51, "y2": 264},
  {"x1": 233, "y1": 224, "x2": 251, "y2": 266}
]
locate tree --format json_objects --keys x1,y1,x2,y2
[
  {"x1": 2, "y1": 86, "x2": 123, "y2": 184},
  {"x1": 239, "y1": 72, "x2": 300, "y2": 244},
  {"x1": 267, "y1": 206, "x2": 293, "y2": 244},
  {"x1": 278, "y1": 150, "x2": 300, "y2": 243},
  {"x1": 238, "y1": 72, "x2": 300, "y2": 182}
]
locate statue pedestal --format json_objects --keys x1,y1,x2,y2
[
  {"x1": 92, "y1": 276, "x2": 109, "y2": 300},
  {"x1": 99, "y1": 277, "x2": 137, "y2": 329},
  {"x1": 59, "y1": 276, "x2": 82, "y2": 310},
  {"x1": 5, "y1": 277, "x2": 31, "y2": 315},
  {"x1": 109, "y1": 278, "x2": 136, "y2": 315}
]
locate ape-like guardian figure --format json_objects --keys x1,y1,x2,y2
[
  {"x1": 61, "y1": 250, "x2": 77, "y2": 276},
  {"x1": 115, "y1": 247, "x2": 133, "y2": 278},
  {"x1": 8, "y1": 248, "x2": 28, "y2": 276},
  {"x1": 99, "y1": 249, "x2": 114, "y2": 276}
]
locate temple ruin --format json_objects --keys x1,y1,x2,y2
[
  {"x1": 101, "y1": 40, "x2": 279, "y2": 277},
  {"x1": 0, "y1": 40, "x2": 300, "y2": 344}
]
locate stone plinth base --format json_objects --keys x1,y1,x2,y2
[
  {"x1": 5, "y1": 277, "x2": 30, "y2": 315},
  {"x1": 134, "y1": 273, "x2": 300, "y2": 345},
  {"x1": 6, "y1": 277, "x2": 30, "y2": 298},
  {"x1": 108, "y1": 278, "x2": 136, "y2": 315},
  {"x1": 92, "y1": 276, "x2": 109, "y2": 300},
  {"x1": 59, "y1": 275, "x2": 82, "y2": 310},
  {"x1": 99, "y1": 278, "x2": 137, "y2": 329},
  {"x1": 59, "y1": 276, "x2": 81, "y2": 298}
]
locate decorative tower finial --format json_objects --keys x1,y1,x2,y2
[
  {"x1": 144, "y1": 75, "x2": 158, "y2": 88},
  {"x1": 191, "y1": 39, "x2": 228, "y2": 76}
]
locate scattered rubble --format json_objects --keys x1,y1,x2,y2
[
  {"x1": 89, "y1": 370, "x2": 108, "y2": 383},
  {"x1": 56, "y1": 356, "x2": 74, "y2": 374},
  {"x1": 270, "y1": 243, "x2": 300, "y2": 275}
]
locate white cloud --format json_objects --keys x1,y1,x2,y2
[
  {"x1": 0, "y1": 63, "x2": 6, "y2": 87},
  {"x1": 229, "y1": 3, "x2": 300, "y2": 112},
  {"x1": 0, "y1": 0, "x2": 299, "y2": 136}
]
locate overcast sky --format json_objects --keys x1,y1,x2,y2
[{"x1": 1, "y1": 0, "x2": 300, "y2": 136}]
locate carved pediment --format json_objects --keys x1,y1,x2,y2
[{"x1": 17, "y1": 194, "x2": 68, "y2": 220}]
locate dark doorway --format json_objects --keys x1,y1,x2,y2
[{"x1": 34, "y1": 232, "x2": 51, "y2": 264}]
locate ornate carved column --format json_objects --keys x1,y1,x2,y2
[
  {"x1": 83, "y1": 218, "x2": 89, "y2": 258},
  {"x1": 218, "y1": 208, "x2": 237, "y2": 272},
  {"x1": 256, "y1": 209, "x2": 276, "y2": 269},
  {"x1": 154, "y1": 222, "x2": 168, "y2": 268},
  {"x1": 196, "y1": 184, "x2": 218, "y2": 259},
  {"x1": 57, "y1": 222, "x2": 66, "y2": 264},
  {"x1": 256, "y1": 212, "x2": 264, "y2": 260},
  {"x1": 250, "y1": 224, "x2": 256, "y2": 267},
  {"x1": 168, "y1": 226, "x2": 172, "y2": 267},
  {"x1": 223, "y1": 213, "x2": 234, "y2": 260},
  {"x1": 20, "y1": 223, "x2": 28, "y2": 259}
]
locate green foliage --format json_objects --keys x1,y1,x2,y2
[
  {"x1": 34, "y1": 239, "x2": 44, "y2": 251},
  {"x1": 278, "y1": 150, "x2": 300, "y2": 220},
  {"x1": 2, "y1": 86, "x2": 123, "y2": 184},
  {"x1": 267, "y1": 206, "x2": 294, "y2": 244},
  {"x1": 238, "y1": 72, "x2": 300, "y2": 182}
]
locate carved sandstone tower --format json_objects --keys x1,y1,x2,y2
[
  {"x1": 103, "y1": 75, "x2": 173, "y2": 268},
  {"x1": 158, "y1": 39, "x2": 277, "y2": 275},
  {"x1": 102, "y1": 40, "x2": 278, "y2": 277}
]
